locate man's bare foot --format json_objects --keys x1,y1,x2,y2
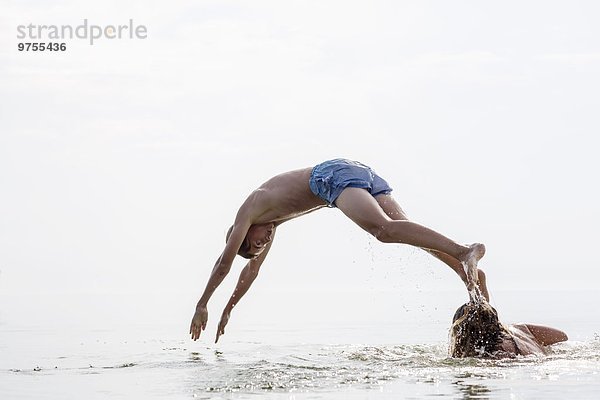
[{"x1": 460, "y1": 243, "x2": 486, "y2": 293}]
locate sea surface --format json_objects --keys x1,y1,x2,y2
[{"x1": 1, "y1": 290, "x2": 599, "y2": 399}]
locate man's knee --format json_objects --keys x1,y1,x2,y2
[{"x1": 372, "y1": 222, "x2": 395, "y2": 243}]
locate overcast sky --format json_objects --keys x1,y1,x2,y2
[{"x1": 1, "y1": 1, "x2": 599, "y2": 334}]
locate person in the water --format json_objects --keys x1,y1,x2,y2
[
  {"x1": 449, "y1": 302, "x2": 568, "y2": 358},
  {"x1": 190, "y1": 158, "x2": 487, "y2": 342}
]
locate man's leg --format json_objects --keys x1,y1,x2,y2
[
  {"x1": 334, "y1": 187, "x2": 485, "y2": 291},
  {"x1": 374, "y1": 194, "x2": 490, "y2": 301}
]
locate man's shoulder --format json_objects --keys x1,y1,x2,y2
[
  {"x1": 511, "y1": 324, "x2": 534, "y2": 335},
  {"x1": 237, "y1": 189, "x2": 273, "y2": 216}
]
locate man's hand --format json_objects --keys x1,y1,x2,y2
[
  {"x1": 190, "y1": 305, "x2": 208, "y2": 341},
  {"x1": 215, "y1": 309, "x2": 230, "y2": 343}
]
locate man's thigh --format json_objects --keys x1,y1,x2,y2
[
  {"x1": 335, "y1": 187, "x2": 391, "y2": 233},
  {"x1": 374, "y1": 194, "x2": 408, "y2": 220}
]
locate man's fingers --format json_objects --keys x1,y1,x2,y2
[
  {"x1": 190, "y1": 325, "x2": 202, "y2": 341},
  {"x1": 215, "y1": 322, "x2": 226, "y2": 343}
]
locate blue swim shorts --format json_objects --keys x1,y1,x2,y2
[{"x1": 309, "y1": 158, "x2": 393, "y2": 207}]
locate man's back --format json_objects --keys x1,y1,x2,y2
[{"x1": 240, "y1": 166, "x2": 326, "y2": 225}]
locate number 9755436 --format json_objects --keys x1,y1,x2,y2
[{"x1": 17, "y1": 42, "x2": 66, "y2": 51}]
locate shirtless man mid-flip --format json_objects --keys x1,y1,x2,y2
[{"x1": 190, "y1": 158, "x2": 486, "y2": 343}]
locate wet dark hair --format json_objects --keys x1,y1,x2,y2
[
  {"x1": 449, "y1": 302, "x2": 510, "y2": 358},
  {"x1": 452, "y1": 304, "x2": 469, "y2": 324},
  {"x1": 226, "y1": 225, "x2": 256, "y2": 260}
]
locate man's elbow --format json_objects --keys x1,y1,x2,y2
[
  {"x1": 557, "y1": 330, "x2": 568, "y2": 342},
  {"x1": 547, "y1": 328, "x2": 568, "y2": 344},
  {"x1": 543, "y1": 328, "x2": 568, "y2": 345}
]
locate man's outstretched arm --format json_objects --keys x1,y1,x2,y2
[
  {"x1": 189, "y1": 254, "x2": 230, "y2": 340},
  {"x1": 215, "y1": 236, "x2": 274, "y2": 343},
  {"x1": 520, "y1": 324, "x2": 568, "y2": 346},
  {"x1": 190, "y1": 215, "x2": 252, "y2": 341}
]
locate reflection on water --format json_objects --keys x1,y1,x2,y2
[
  {"x1": 452, "y1": 380, "x2": 491, "y2": 400},
  {"x1": 1, "y1": 329, "x2": 599, "y2": 399},
  {"x1": 452, "y1": 372, "x2": 493, "y2": 400},
  {"x1": 182, "y1": 340, "x2": 600, "y2": 397}
]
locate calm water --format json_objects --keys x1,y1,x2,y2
[{"x1": 1, "y1": 291, "x2": 599, "y2": 399}]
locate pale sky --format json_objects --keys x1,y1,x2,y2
[{"x1": 1, "y1": 1, "x2": 599, "y2": 334}]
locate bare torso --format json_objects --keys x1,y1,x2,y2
[{"x1": 240, "y1": 167, "x2": 327, "y2": 225}]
